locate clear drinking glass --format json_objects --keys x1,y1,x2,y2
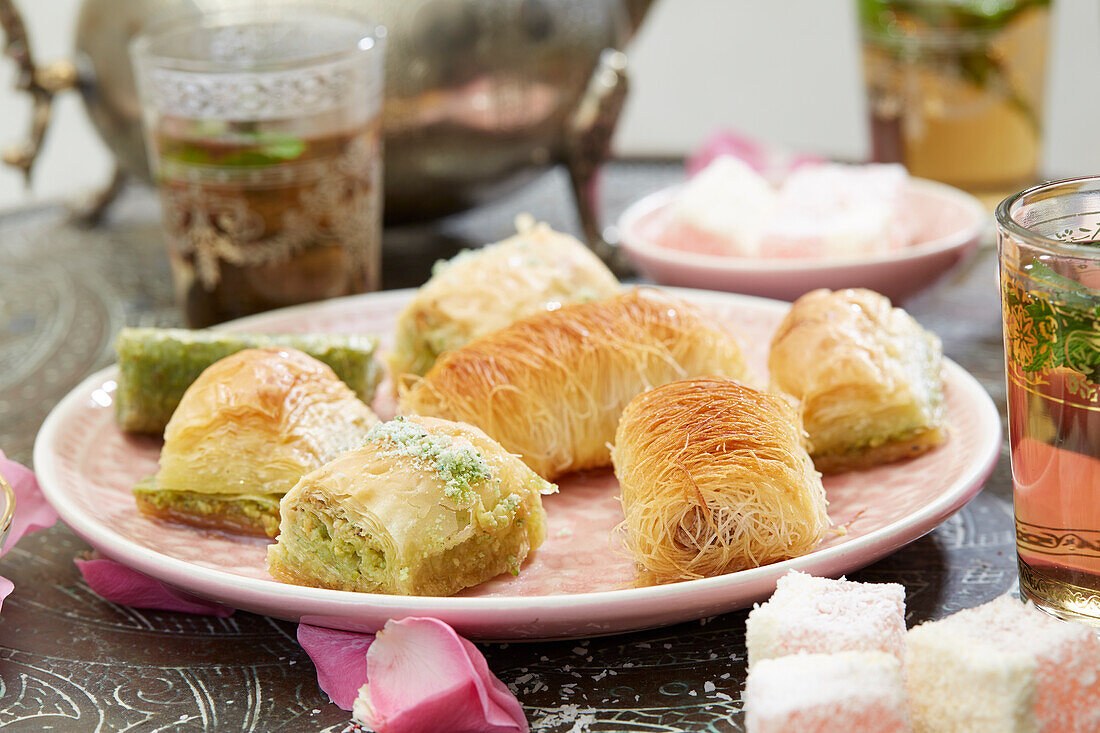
[
  {"x1": 997, "y1": 177, "x2": 1100, "y2": 625},
  {"x1": 861, "y1": 0, "x2": 1050, "y2": 208},
  {"x1": 131, "y1": 11, "x2": 384, "y2": 327}
]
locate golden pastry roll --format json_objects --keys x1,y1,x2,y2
[
  {"x1": 768, "y1": 288, "x2": 947, "y2": 473},
  {"x1": 387, "y1": 217, "x2": 619, "y2": 379},
  {"x1": 397, "y1": 288, "x2": 750, "y2": 480},
  {"x1": 267, "y1": 416, "x2": 555, "y2": 596},
  {"x1": 135, "y1": 347, "x2": 378, "y2": 537},
  {"x1": 611, "y1": 378, "x2": 829, "y2": 584}
]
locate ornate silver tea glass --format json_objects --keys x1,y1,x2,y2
[{"x1": 131, "y1": 11, "x2": 384, "y2": 327}]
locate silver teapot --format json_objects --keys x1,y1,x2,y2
[{"x1": 0, "y1": 0, "x2": 653, "y2": 258}]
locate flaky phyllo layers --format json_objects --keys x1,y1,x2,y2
[
  {"x1": 399, "y1": 288, "x2": 750, "y2": 480},
  {"x1": 387, "y1": 218, "x2": 620, "y2": 379},
  {"x1": 134, "y1": 348, "x2": 378, "y2": 537},
  {"x1": 267, "y1": 416, "x2": 555, "y2": 596},
  {"x1": 768, "y1": 288, "x2": 947, "y2": 474}
]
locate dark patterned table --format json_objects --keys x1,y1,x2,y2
[{"x1": 0, "y1": 163, "x2": 1016, "y2": 732}]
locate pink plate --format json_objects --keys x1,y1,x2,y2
[
  {"x1": 34, "y1": 288, "x2": 1001, "y2": 640},
  {"x1": 618, "y1": 178, "x2": 988, "y2": 303}
]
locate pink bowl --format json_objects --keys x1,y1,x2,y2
[{"x1": 617, "y1": 177, "x2": 988, "y2": 303}]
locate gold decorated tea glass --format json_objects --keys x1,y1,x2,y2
[
  {"x1": 861, "y1": 0, "x2": 1050, "y2": 208},
  {"x1": 997, "y1": 176, "x2": 1100, "y2": 625},
  {"x1": 0, "y1": 472, "x2": 15, "y2": 551},
  {"x1": 131, "y1": 11, "x2": 385, "y2": 327}
]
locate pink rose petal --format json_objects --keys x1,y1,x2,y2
[
  {"x1": 75, "y1": 556, "x2": 235, "y2": 616},
  {"x1": 0, "y1": 452, "x2": 61, "y2": 612},
  {"x1": 0, "y1": 576, "x2": 12, "y2": 613},
  {"x1": 354, "y1": 617, "x2": 528, "y2": 733},
  {"x1": 297, "y1": 624, "x2": 375, "y2": 710},
  {"x1": 0, "y1": 450, "x2": 60, "y2": 555}
]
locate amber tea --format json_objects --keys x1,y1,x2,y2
[
  {"x1": 998, "y1": 178, "x2": 1100, "y2": 625},
  {"x1": 154, "y1": 119, "x2": 381, "y2": 327},
  {"x1": 131, "y1": 13, "x2": 384, "y2": 327},
  {"x1": 862, "y1": 0, "x2": 1050, "y2": 207}
]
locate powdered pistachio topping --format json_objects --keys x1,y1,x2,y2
[{"x1": 366, "y1": 417, "x2": 492, "y2": 503}]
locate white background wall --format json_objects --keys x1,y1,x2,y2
[{"x1": 1, "y1": 0, "x2": 1098, "y2": 210}]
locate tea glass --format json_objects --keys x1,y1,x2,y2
[
  {"x1": 861, "y1": 0, "x2": 1050, "y2": 208},
  {"x1": 131, "y1": 11, "x2": 385, "y2": 327},
  {"x1": 997, "y1": 176, "x2": 1100, "y2": 625}
]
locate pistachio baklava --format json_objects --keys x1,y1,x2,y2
[
  {"x1": 768, "y1": 288, "x2": 947, "y2": 473},
  {"x1": 267, "y1": 416, "x2": 554, "y2": 596},
  {"x1": 135, "y1": 348, "x2": 378, "y2": 536}
]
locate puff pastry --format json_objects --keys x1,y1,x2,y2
[
  {"x1": 267, "y1": 416, "x2": 554, "y2": 596},
  {"x1": 135, "y1": 348, "x2": 378, "y2": 536},
  {"x1": 612, "y1": 378, "x2": 828, "y2": 584},
  {"x1": 398, "y1": 288, "x2": 750, "y2": 480},
  {"x1": 387, "y1": 217, "x2": 619, "y2": 378},
  {"x1": 768, "y1": 288, "x2": 946, "y2": 473}
]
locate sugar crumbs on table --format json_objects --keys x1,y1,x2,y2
[{"x1": 530, "y1": 704, "x2": 598, "y2": 732}]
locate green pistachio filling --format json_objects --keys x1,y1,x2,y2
[
  {"x1": 366, "y1": 417, "x2": 493, "y2": 503},
  {"x1": 132, "y1": 476, "x2": 283, "y2": 536}
]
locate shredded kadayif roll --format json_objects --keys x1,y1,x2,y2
[
  {"x1": 611, "y1": 378, "x2": 829, "y2": 584},
  {"x1": 398, "y1": 288, "x2": 749, "y2": 480}
]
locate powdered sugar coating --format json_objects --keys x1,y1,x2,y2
[
  {"x1": 744, "y1": 651, "x2": 910, "y2": 733},
  {"x1": 746, "y1": 570, "x2": 906, "y2": 667},
  {"x1": 762, "y1": 163, "x2": 911, "y2": 258},
  {"x1": 907, "y1": 595, "x2": 1100, "y2": 733}
]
